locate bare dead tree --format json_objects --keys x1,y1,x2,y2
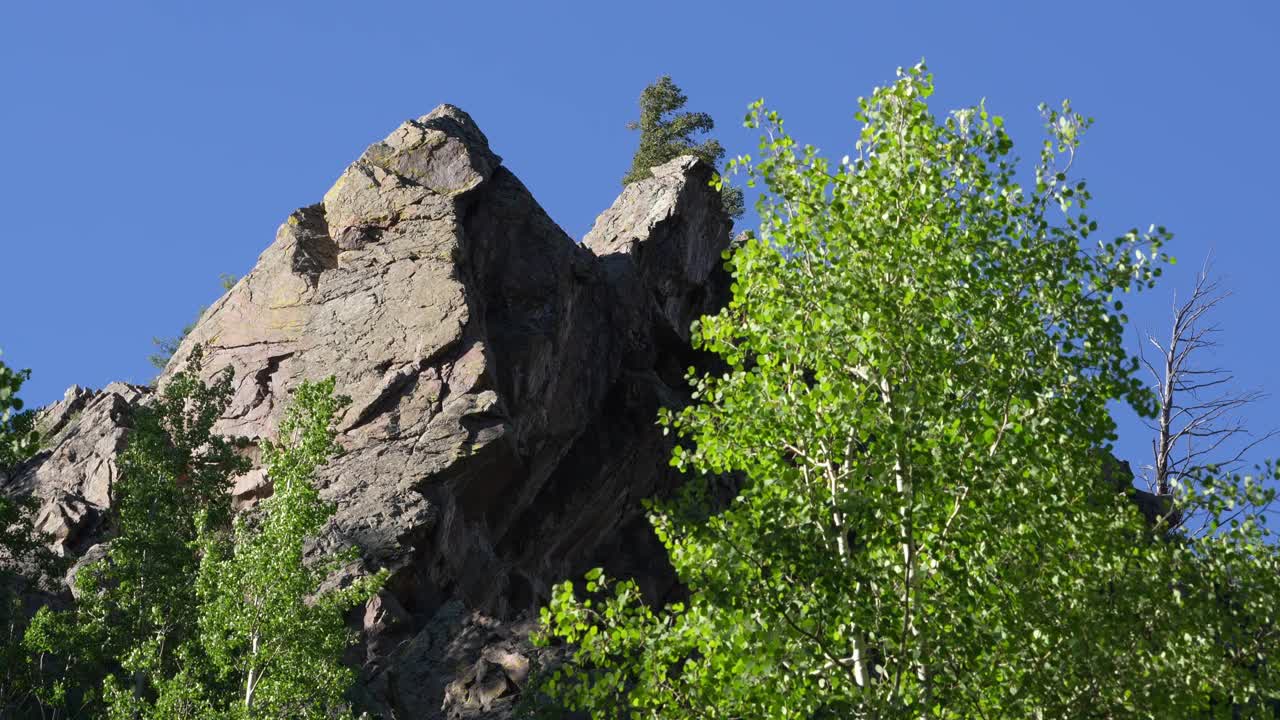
[{"x1": 1138, "y1": 257, "x2": 1277, "y2": 530}]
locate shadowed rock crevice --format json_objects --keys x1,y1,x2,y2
[{"x1": 287, "y1": 203, "x2": 340, "y2": 283}]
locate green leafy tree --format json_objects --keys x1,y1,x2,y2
[
  {"x1": 26, "y1": 365, "x2": 381, "y2": 719},
  {"x1": 623, "y1": 75, "x2": 745, "y2": 219},
  {"x1": 534, "y1": 65, "x2": 1280, "y2": 718},
  {"x1": 148, "y1": 333, "x2": 191, "y2": 374},
  {"x1": 0, "y1": 356, "x2": 61, "y2": 719},
  {"x1": 1, "y1": 501, "x2": 40, "y2": 719},
  {"x1": 184, "y1": 377, "x2": 384, "y2": 719},
  {"x1": 0, "y1": 495, "x2": 60, "y2": 720},
  {"x1": 0, "y1": 357, "x2": 40, "y2": 471},
  {"x1": 26, "y1": 345, "x2": 250, "y2": 717}
]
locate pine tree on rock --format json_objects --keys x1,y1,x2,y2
[{"x1": 623, "y1": 75, "x2": 745, "y2": 218}]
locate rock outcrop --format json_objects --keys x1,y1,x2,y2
[
  {"x1": 3, "y1": 105, "x2": 732, "y2": 718},
  {"x1": 6, "y1": 382, "x2": 148, "y2": 556}
]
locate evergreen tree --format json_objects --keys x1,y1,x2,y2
[{"x1": 623, "y1": 75, "x2": 745, "y2": 218}]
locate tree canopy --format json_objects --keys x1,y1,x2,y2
[
  {"x1": 23, "y1": 353, "x2": 379, "y2": 719},
  {"x1": 623, "y1": 75, "x2": 745, "y2": 219},
  {"x1": 24, "y1": 346, "x2": 251, "y2": 717},
  {"x1": 534, "y1": 64, "x2": 1280, "y2": 719},
  {"x1": 0, "y1": 357, "x2": 40, "y2": 471},
  {"x1": 1, "y1": 358, "x2": 60, "y2": 718},
  {"x1": 192, "y1": 377, "x2": 383, "y2": 719}
]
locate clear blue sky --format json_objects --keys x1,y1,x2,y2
[{"x1": 2, "y1": 1, "x2": 1277, "y2": 480}]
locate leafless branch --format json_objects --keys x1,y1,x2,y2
[{"x1": 1136, "y1": 255, "x2": 1275, "y2": 530}]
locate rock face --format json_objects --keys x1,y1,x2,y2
[
  {"x1": 3, "y1": 105, "x2": 732, "y2": 718},
  {"x1": 6, "y1": 383, "x2": 148, "y2": 556}
]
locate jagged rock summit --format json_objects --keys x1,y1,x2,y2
[{"x1": 6, "y1": 104, "x2": 733, "y2": 718}]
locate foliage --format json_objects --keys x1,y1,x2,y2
[
  {"x1": 188, "y1": 377, "x2": 383, "y2": 719},
  {"x1": 25, "y1": 345, "x2": 251, "y2": 717},
  {"x1": 0, "y1": 357, "x2": 41, "y2": 471},
  {"x1": 534, "y1": 65, "x2": 1280, "y2": 718},
  {"x1": 23, "y1": 356, "x2": 377, "y2": 719},
  {"x1": 1, "y1": 496, "x2": 63, "y2": 720},
  {"x1": 148, "y1": 333, "x2": 191, "y2": 373},
  {"x1": 0, "y1": 356, "x2": 64, "y2": 719},
  {"x1": 623, "y1": 75, "x2": 745, "y2": 219}
]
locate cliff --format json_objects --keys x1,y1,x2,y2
[{"x1": 3, "y1": 105, "x2": 733, "y2": 718}]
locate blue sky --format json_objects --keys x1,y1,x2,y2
[{"x1": 2, "y1": 1, "x2": 1277, "y2": 479}]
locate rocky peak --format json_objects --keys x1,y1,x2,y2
[
  {"x1": 6, "y1": 105, "x2": 733, "y2": 718},
  {"x1": 585, "y1": 155, "x2": 731, "y2": 347}
]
